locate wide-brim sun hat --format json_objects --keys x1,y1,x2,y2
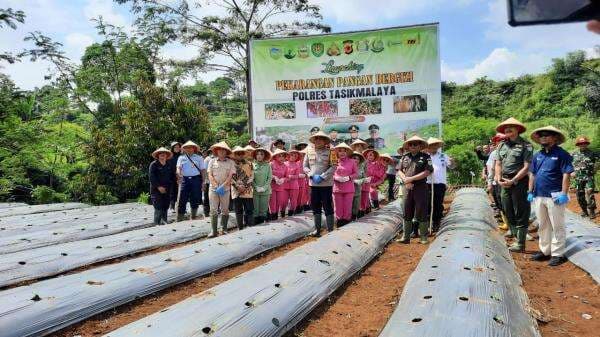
[
  {"x1": 491, "y1": 133, "x2": 507, "y2": 143},
  {"x1": 333, "y1": 142, "x2": 354, "y2": 156},
  {"x1": 396, "y1": 142, "x2": 405, "y2": 155},
  {"x1": 271, "y1": 148, "x2": 288, "y2": 159},
  {"x1": 379, "y1": 153, "x2": 394, "y2": 164},
  {"x1": 427, "y1": 137, "x2": 444, "y2": 146},
  {"x1": 351, "y1": 151, "x2": 365, "y2": 162},
  {"x1": 402, "y1": 135, "x2": 428, "y2": 150},
  {"x1": 362, "y1": 148, "x2": 380, "y2": 160},
  {"x1": 530, "y1": 125, "x2": 566, "y2": 145},
  {"x1": 243, "y1": 145, "x2": 256, "y2": 153},
  {"x1": 496, "y1": 117, "x2": 526, "y2": 134},
  {"x1": 575, "y1": 136, "x2": 590, "y2": 146},
  {"x1": 350, "y1": 139, "x2": 368, "y2": 150},
  {"x1": 210, "y1": 141, "x2": 232, "y2": 155},
  {"x1": 181, "y1": 140, "x2": 200, "y2": 152},
  {"x1": 309, "y1": 130, "x2": 332, "y2": 144},
  {"x1": 287, "y1": 148, "x2": 302, "y2": 161},
  {"x1": 152, "y1": 147, "x2": 173, "y2": 160},
  {"x1": 252, "y1": 148, "x2": 272, "y2": 161},
  {"x1": 231, "y1": 146, "x2": 247, "y2": 154}
]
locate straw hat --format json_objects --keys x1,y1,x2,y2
[
  {"x1": 530, "y1": 125, "x2": 566, "y2": 145},
  {"x1": 396, "y1": 141, "x2": 405, "y2": 155},
  {"x1": 379, "y1": 153, "x2": 393, "y2": 164},
  {"x1": 287, "y1": 148, "x2": 302, "y2": 161},
  {"x1": 152, "y1": 147, "x2": 173, "y2": 160},
  {"x1": 403, "y1": 135, "x2": 428, "y2": 150},
  {"x1": 333, "y1": 142, "x2": 353, "y2": 155},
  {"x1": 210, "y1": 141, "x2": 232, "y2": 155},
  {"x1": 231, "y1": 146, "x2": 247, "y2": 154},
  {"x1": 496, "y1": 117, "x2": 526, "y2": 134},
  {"x1": 427, "y1": 137, "x2": 444, "y2": 146},
  {"x1": 362, "y1": 148, "x2": 379, "y2": 160},
  {"x1": 243, "y1": 145, "x2": 256, "y2": 153},
  {"x1": 575, "y1": 136, "x2": 590, "y2": 146},
  {"x1": 252, "y1": 148, "x2": 272, "y2": 161},
  {"x1": 309, "y1": 130, "x2": 331, "y2": 144},
  {"x1": 350, "y1": 139, "x2": 368, "y2": 150},
  {"x1": 351, "y1": 151, "x2": 365, "y2": 162},
  {"x1": 181, "y1": 140, "x2": 200, "y2": 152},
  {"x1": 272, "y1": 148, "x2": 288, "y2": 159},
  {"x1": 491, "y1": 133, "x2": 507, "y2": 143}
]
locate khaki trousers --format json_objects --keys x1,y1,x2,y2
[
  {"x1": 534, "y1": 197, "x2": 566, "y2": 257},
  {"x1": 209, "y1": 189, "x2": 231, "y2": 216}
]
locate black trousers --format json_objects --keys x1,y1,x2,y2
[
  {"x1": 178, "y1": 175, "x2": 202, "y2": 213},
  {"x1": 203, "y1": 183, "x2": 210, "y2": 216},
  {"x1": 427, "y1": 183, "x2": 446, "y2": 224},
  {"x1": 386, "y1": 174, "x2": 396, "y2": 201},
  {"x1": 169, "y1": 180, "x2": 179, "y2": 207},
  {"x1": 234, "y1": 197, "x2": 254, "y2": 228},
  {"x1": 311, "y1": 186, "x2": 334, "y2": 216},
  {"x1": 404, "y1": 183, "x2": 429, "y2": 222},
  {"x1": 152, "y1": 191, "x2": 170, "y2": 222},
  {"x1": 492, "y1": 184, "x2": 503, "y2": 212}
]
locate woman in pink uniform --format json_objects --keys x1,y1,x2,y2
[
  {"x1": 367, "y1": 150, "x2": 387, "y2": 210},
  {"x1": 269, "y1": 148, "x2": 288, "y2": 220},
  {"x1": 362, "y1": 149, "x2": 379, "y2": 214},
  {"x1": 285, "y1": 149, "x2": 303, "y2": 216},
  {"x1": 333, "y1": 143, "x2": 358, "y2": 227}
]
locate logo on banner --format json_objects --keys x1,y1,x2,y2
[
  {"x1": 327, "y1": 42, "x2": 341, "y2": 56},
  {"x1": 269, "y1": 47, "x2": 282, "y2": 59},
  {"x1": 371, "y1": 38, "x2": 384, "y2": 53},
  {"x1": 284, "y1": 48, "x2": 296, "y2": 59},
  {"x1": 321, "y1": 60, "x2": 365, "y2": 75},
  {"x1": 343, "y1": 40, "x2": 354, "y2": 54},
  {"x1": 311, "y1": 42, "x2": 324, "y2": 57},
  {"x1": 356, "y1": 40, "x2": 369, "y2": 52},
  {"x1": 298, "y1": 44, "x2": 309, "y2": 58}
]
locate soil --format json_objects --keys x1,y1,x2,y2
[
  {"x1": 507, "y1": 194, "x2": 600, "y2": 337},
  {"x1": 51, "y1": 236, "x2": 316, "y2": 337},
  {"x1": 567, "y1": 191, "x2": 600, "y2": 225},
  {"x1": 285, "y1": 236, "x2": 428, "y2": 337}
]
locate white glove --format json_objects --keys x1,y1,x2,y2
[
  {"x1": 340, "y1": 176, "x2": 350, "y2": 182},
  {"x1": 298, "y1": 173, "x2": 306, "y2": 179},
  {"x1": 365, "y1": 177, "x2": 372, "y2": 183},
  {"x1": 256, "y1": 186, "x2": 265, "y2": 193},
  {"x1": 303, "y1": 167, "x2": 311, "y2": 175},
  {"x1": 275, "y1": 178, "x2": 284, "y2": 185},
  {"x1": 353, "y1": 179, "x2": 361, "y2": 184}
]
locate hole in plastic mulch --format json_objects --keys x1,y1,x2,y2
[
  {"x1": 431, "y1": 265, "x2": 438, "y2": 268},
  {"x1": 411, "y1": 318, "x2": 422, "y2": 323},
  {"x1": 61, "y1": 253, "x2": 68, "y2": 256},
  {"x1": 18, "y1": 261, "x2": 26, "y2": 265},
  {"x1": 459, "y1": 296, "x2": 469, "y2": 301},
  {"x1": 96, "y1": 246, "x2": 102, "y2": 249},
  {"x1": 464, "y1": 267, "x2": 471, "y2": 271},
  {"x1": 423, "y1": 295, "x2": 432, "y2": 299},
  {"x1": 202, "y1": 327, "x2": 212, "y2": 334},
  {"x1": 275, "y1": 283, "x2": 281, "y2": 288},
  {"x1": 493, "y1": 315, "x2": 505, "y2": 325},
  {"x1": 31, "y1": 294, "x2": 42, "y2": 302},
  {"x1": 346, "y1": 243, "x2": 352, "y2": 248},
  {"x1": 319, "y1": 259, "x2": 330, "y2": 266},
  {"x1": 428, "y1": 278, "x2": 436, "y2": 282},
  {"x1": 272, "y1": 318, "x2": 280, "y2": 327},
  {"x1": 332, "y1": 250, "x2": 339, "y2": 254},
  {"x1": 299, "y1": 270, "x2": 307, "y2": 274},
  {"x1": 245, "y1": 301, "x2": 253, "y2": 307}
]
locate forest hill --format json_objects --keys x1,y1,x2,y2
[{"x1": 292, "y1": 86, "x2": 396, "y2": 101}]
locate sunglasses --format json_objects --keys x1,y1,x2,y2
[{"x1": 538, "y1": 132, "x2": 554, "y2": 138}]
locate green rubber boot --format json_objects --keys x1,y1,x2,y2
[
  {"x1": 325, "y1": 214, "x2": 335, "y2": 232},
  {"x1": 208, "y1": 215, "x2": 218, "y2": 238},
  {"x1": 313, "y1": 215, "x2": 322, "y2": 237},
  {"x1": 400, "y1": 219, "x2": 412, "y2": 243},
  {"x1": 221, "y1": 215, "x2": 229, "y2": 234},
  {"x1": 419, "y1": 222, "x2": 429, "y2": 244}
]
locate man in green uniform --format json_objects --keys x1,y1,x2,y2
[
  {"x1": 494, "y1": 118, "x2": 533, "y2": 252},
  {"x1": 398, "y1": 135, "x2": 433, "y2": 244},
  {"x1": 572, "y1": 136, "x2": 598, "y2": 218}
]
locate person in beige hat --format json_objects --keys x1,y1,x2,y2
[
  {"x1": 149, "y1": 147, "x2": 174, "y2": 225},
  {"x1": 303, "y1": 130, "x2": 336, "y2": 236},
  {"x1": 231, "y1": 146, "x2": 255, "y2": 229},
  {"x1": 397, "y1": 135, "x2": 433, "y2": 244},
  {"x1": 350, "y1": 151, "x2": 366, "y2": 220},
  {"x1": 494, "y1": 117, "x2": 533, "y2": 252},
  {"x1": 332, "y1": 142, "x2": 358, "y2": 227},
  {"x1": 252, "y1": 148, "x2": 272, "y2": 224},
  {"x1": 176, "y1": 141, "x2": 207, "y2": 221},
  {"x1": 425, "y1": 137, "x2": 454, "y2": 233},
  {"x1": 207, "y1": 141, "x2": 236, "y2": 237},
  {"x1": 527, "y1": 126, "x2": 573, "y2": 266},
  {"x1": 572, "y1": 135, "x2": 598, "y2": 218}
]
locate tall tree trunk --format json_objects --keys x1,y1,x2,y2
[{"x1": 245, "y1": 40, "x2": 253, "y2": 136}]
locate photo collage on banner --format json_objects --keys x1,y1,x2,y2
[{"x1": 250, "y1": 24, "x2": 441, "y2": 154}]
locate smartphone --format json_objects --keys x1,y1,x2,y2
[{"x1": 507, "y1": 0, "x2": 600, "y2": 26}]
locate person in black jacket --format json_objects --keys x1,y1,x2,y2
[
  {"x1": 168, "y1": 141, "x2": 182, "y2": 210},
  {"x1": 150, "y1": 147, "x2": 174, "y2": 225}
]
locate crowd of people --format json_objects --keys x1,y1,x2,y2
[
  {"x1": 149, "y1": 116, "x2": 598, "y2": 267},
  {"x1": 477, "y1": 117, "x2": 598, "y2": 266}
]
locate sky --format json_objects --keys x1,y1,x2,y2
[{"x1": 0, "y1": 0, "x2": 598, "y2": 90}]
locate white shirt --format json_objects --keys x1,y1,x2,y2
[
  {"x1": 486, "y1": 150, "x2": 497, "y2": 185},
  {"x1": 426, "y1": 150, "x2": 452, "y2": 184}
]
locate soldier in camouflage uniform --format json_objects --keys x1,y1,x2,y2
[{"x1": 572, "y1": 136, "x2": 598, "y2": 218}]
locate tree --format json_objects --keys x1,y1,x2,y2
[
  {"x1": 0, "y1": 8, "x2": 25, "y2": 64},
  {"x1": 116, "y1": 0, "x2": 330, "y2": 131}
]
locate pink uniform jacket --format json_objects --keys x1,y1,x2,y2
[
  {"x1": 364, "y1": 160, "x2": 386, "y2": 191},
  {"x1": 333, "y1": 157, "x2": 358, "y2": 193},
  {"x1": 271, "y1": 160, "x2": 288, "y2": 192},
  {"x1": 285, "y1": 160, "x2": 302, "y2": 190}
]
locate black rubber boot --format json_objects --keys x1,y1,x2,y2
[
  {"x1": 288, "y1": 210, "x2": 295, "y2": 217},
  {"x1": 244, "y1": 213, "x2": 254, "y2": 227},
  {"x1": 304, "y1": 205, "x2": 311, "y2": 211},
  {"x1": 191, "y1": 208, "x2": 199, "y2": 220},
  {"x1": 373, "y1": 199, "x2": 380, "y2": 209},
  {"x1": 358, "y1": 210, "x2": 365, "y2": 218},
  {"x1": 153, "y1": 209, "x2": 162, "y2": 226},
  {"x1": 235, "y1": 212, "x2": 244, "y2": 230},
  {"x1": 161, "y1": 209, "x2": 169, "y2": 225},
  {"x1": 221, "y1": 215, "x2": 229, "y2": 234},
  {"x1": 270, "y1": 212, "x2": 278, "y2": 221},
  {"x1": 313, "y1": 215, "x2": 322, "y2": 237},
  {"x1": 325, "y1": 214, "x2": 335, "y2": 232},
  {"x1": 280, "y1": 209, "x2": 286, "y2": 218},
  {"x1": 176, "y1": 213, "x2": 185, "y2": 222}
]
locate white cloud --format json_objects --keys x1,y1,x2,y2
[
  {"x1": 84, "y1": 0, "x2": 129, "y2": 29},
  {"x1": 442, "y1": 48, "x2": 548, "y2": 84},
  {"x1": 65, "y1": 33, "x2": 95, "y2": 59}
]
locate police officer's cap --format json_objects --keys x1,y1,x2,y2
[
  {"x1": 274, "y1": 139, "x2": 285, "y2": 145},
  {"x1": 368, "y1": 124, "x2": 380, "y2": 132},
  {"x1": 348, "y1": 125, "x2": 360, "y2": 132},
  {"x1": 310, "y1": 126, "x2": 320, "y2": 133}
]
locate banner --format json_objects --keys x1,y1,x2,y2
[{"x1": 250, "y1": 23, "x2": 441, "y2": 154}]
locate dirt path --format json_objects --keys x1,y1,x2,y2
[
  {"x1": 51, "y1": 236, "x2": 316, "y2": 337},
  {"x1": 286, "y1": 236, "x2": 428, "y2": 337},
  {"x1": 568, "y1": 191, "x2": 600, "y2": 225}
]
